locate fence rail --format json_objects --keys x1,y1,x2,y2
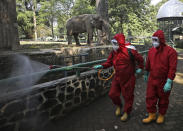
[{"x1": 0, "y1": 50, "x2": 149, "y2": 86}]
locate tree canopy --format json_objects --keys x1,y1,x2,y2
[{"x1": 16, "y1": 0, "x2": 177, "y2": 40}]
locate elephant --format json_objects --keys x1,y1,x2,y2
[{"x1": 66, "y1": 14, "x2": 110, "y2": 46}]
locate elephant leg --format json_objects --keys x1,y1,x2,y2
[
  {"x1": 87, "y1": 33, "x2": 93, "y2": 45},
  {"x1": 67, "y1": 34, "x2": 72, "y2": 45},
  {"x1": 73, "y1": 33, "x2": 80, "y2": 46}
]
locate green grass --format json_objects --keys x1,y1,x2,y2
[
  {"x1": 20, "y1": 41, "x2": 88, "y2": 45},
  {"x1": 131, "y1": 42, "x2": 144, "y2": 45},
  {"x1": 175, "y1": 48, "x2": 183, "y2": 52},
  {"x1": 20, "y1": 41, "x2": 68, "y2": 45}
]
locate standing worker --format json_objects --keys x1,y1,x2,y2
[
  {"x1": 93, "y1": 33, "x2": 144, "y2": 121},
  {"x1": 142, "y1": 30, "x2": 177, "y2": 124}
]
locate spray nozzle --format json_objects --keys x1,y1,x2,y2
[{"x1": 49, "y1": 65, "x2": 61, "y2": 70}]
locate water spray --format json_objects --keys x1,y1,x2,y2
[{"x1": 49, "y1": 64, "x2": 115, "y2": 81}]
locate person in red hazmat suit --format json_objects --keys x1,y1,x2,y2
[
  {"x1": 142, "y1": 30, "x2": 177, "y2": 124},
  {"x1": 93, "y1": 33, "x2": 144, "y2": 121}
]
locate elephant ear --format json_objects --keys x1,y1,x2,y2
[
  {"x1": 90, "y1": 15, "x2": 102, "y2": 25},
  {"x1": 90, "y1": 16, "x2": 95, "y2": 25},
  {"x1": 93, "y1": 15, "x2": 100, "y2": 20},
  {"x1": 94, "y1": 15, "x2": 103, "y2": 23}
]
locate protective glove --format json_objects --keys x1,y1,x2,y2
[
  {"x1": 144, "y1": 71, "x2": 149, "y2": 82},
  {"x1": 163, "y1": 78, "x2": 173, "y2": 92},
  {"x1": 93, "y1": 65, "x2": 103, "y2": 69},
  {"x1": 136, "y1": 68, "x2": 142, "y2": 74}
]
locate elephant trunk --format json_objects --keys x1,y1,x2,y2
[{"x1": 102, "y1": 20, "x2": 111, "y2": 43}]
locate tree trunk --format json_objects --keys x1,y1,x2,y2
[
  {"x1": 96, "y1": 0, "x2": 109, "y2": 45},
  {"x1": 33, "y1": 0, "x2": 37, "y2": 41},
  {"x1": 96, "y1": 0, "x2": 108, "y2": 21},
  {"x1": 51, "y1": 0, "x2": 54, "y2": 39},
  {"x1": 120, "y1": 17, "x2": 123, "y2": 33},
  {"x1": 0, "y1": 0, "x2": 19, "y2": 50},
  {"x1": 51, "y1": 15, "x2": 54, "y2": 39}
]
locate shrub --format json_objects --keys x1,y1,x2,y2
[{"x1": 175, "y1": 40, "x2": 183, "y2": 48}]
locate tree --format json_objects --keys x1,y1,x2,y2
[
  {"x1": 72, "y1": 0, "x2": 95, "y2": 16},
  {"x1": 16, "y1": 0, "x2": 173, "y2": 42},
  {"x1": 55, "y1": 0, "x2": 75, "y2": 38},
  {"x1": 16, "y1": 0, "x2": 34, "y2": 39},
  {"x1": 38, "y1": 0, "x2": 75, "y2": 39},
  {"x1": 0, "y1": 0, "x2": 19, "y2": 50},
  {"x1": 108, "y1": 0, "x2": 158, "y2": 38},
  {"x1": 33, "y1": 0, "x2": 38, "y2": 40},
  {"x1": 96, "y1": 0, "x2": 110, "y2": 44},
  {"x1": 16, "y1": 0, "x2": 40, "y2": 40},
  {"x1": 38, "y1": 0, "x2": 55, "y2": 38}
]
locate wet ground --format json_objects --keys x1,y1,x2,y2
[{"x1": 42, "y1": 50, "x2": 183, "y2": 131}]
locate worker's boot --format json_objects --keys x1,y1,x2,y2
[
  {"x1": 115, "y1": 106, "x2": 121, "y2": 116},
  {"x1": 120, "y1": 112, "x2": 128, "y2": 122},
  {"x1": 156, "y1": 114, "x2": 165, "y2": 124},
  {"x1": 142, "y1": 113, "x2": 156, "y2": 123}
]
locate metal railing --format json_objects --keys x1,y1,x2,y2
[{"x1": 0, "y1": 50, "x2": 149, "y2": 85}]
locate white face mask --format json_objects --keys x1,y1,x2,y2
[
  {"x1": 152, "y1": 41, "x2": 160, "y2": 48},
  {"x1": 152, "y1": 37, "x2": 160, "y2": 48},
  {"x1": 111, "y1": 39, "x2": 119, "y2": 51},
  {"x1": 112, "y1": 46, "x2": 119, "y2": 51}
]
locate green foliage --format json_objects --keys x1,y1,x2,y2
[
  {"x1": 89, "y1": 0, "x2": 96, "y2": 6},
  {"x1": 55, "y1": 0, "x2": 75, "y2": 36},
  {"x1": 108, "y1": 0, "x2": 158, "y2": 37},
  {"x1": 16, "y1": 0, "x2": 181, "y2": 40},
  {"x1": 38, "y1": 0, "x2": 53, "y2": 26},
  {"x1": 175, "y1": 40, "x2": 183, "y2": 48},
  {"x1": 71, "y1": 0, "x2": 96, "y2": 16},
  {"x1": 38, "y1": 0, "x2": 75, "y2": 37},
  {"x1": 16, "y1": 0, "x2": 34, "y2": 39},
  {"x1": 36, "y1": 25, "x2": 52, "y2": 38}
]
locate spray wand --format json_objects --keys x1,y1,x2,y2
[
  {"x1": 48, "y1": 65, "x2": 93, "y2": 70},
  {"x1": 48, "y1": 65, "x2": 115, "y2": 81}
]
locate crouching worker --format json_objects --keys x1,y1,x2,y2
[
  {"x1": 93, "y1": 33, "x2": 144, "y2": 121},
  {"x1": 142, "y1": 30, "x2": 177, "y2": 124}
]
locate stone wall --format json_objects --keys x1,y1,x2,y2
[
  {"x1": 0, "y1": 46, "x2": 148, "y2": 131},
  {"x1": 0, "y1": 69, "x2": 112, "y2": 131}
]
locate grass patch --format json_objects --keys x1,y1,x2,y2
[
  {"x1": 18, "y1": 41, "x2": 91, "y2": 50},
  {"x1": 20, "y1": 41, "x2": 68, "y2": 45},
  {"x1": 175, "y1": 48, "x2": 183, "y2": 53},
  {"x1": 131, "y1": 42, "x2": 144, "y2": 45}
]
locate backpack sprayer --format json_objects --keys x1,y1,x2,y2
[{"x1": 49, "y1": 65, "x2": 115, "y2": 81}]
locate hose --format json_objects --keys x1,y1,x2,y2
[{"x1": 98, "y1": 69, "x2": 115, "y2": 81}]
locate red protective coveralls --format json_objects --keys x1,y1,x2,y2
[
  {"x1": 145, "y1": 30, "x2": 177, "y2": 115},
  {"x1": 101, "y1": 33, "x2": 144, "y2": 114}
]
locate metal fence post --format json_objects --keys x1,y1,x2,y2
[{"x1": 76, "y1": 69, "x2": 80, "y2": 77}]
